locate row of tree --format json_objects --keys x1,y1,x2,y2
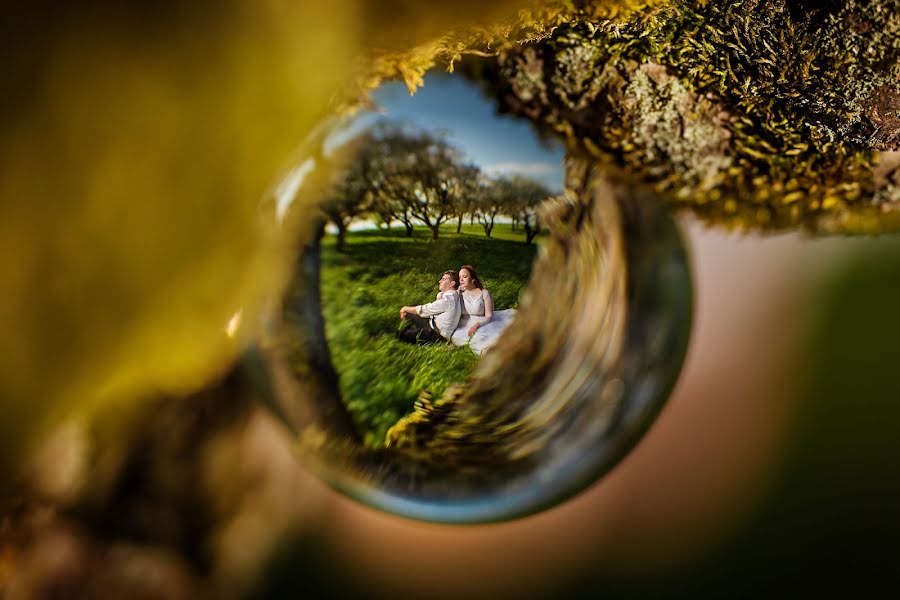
[{"x1": 320, "y1": 121, "x2": 555, "y2": 251}]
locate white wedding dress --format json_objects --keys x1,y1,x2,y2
[{"x1": 450, "y1": 289, "x2": 517, "y2": 356}]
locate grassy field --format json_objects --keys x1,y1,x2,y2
[{"x1": 320, "y1": 222, "x2": 538, "y2": 446}]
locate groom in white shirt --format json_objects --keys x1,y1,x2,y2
[{"x1": 397, "y1": 270, "x2": 462, "y2": 344}]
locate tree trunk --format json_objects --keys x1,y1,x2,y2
[
  {"x1": 403, "y1": 219, "x2": 413, "y2": 237},
  {"x1": 431, "y1": 225, "x2": 439, "y2": 240},
  {"x1": 456, "y1": 214, "x2": 463, "y2": 233},
  {"x1": 485, "y1": 215, "x2": 495, "y2": 238},
  {"x1": 336, "y1": 222, "x2": 347, "y2": 252},
  {"x1": 524, "y1": 216, "x2": 540, "y2": 244}
]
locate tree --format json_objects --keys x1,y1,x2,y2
[
  {"x1": 371, "y1": 179, "x2": 416, "y2": 237},
  {"x1": 476, "y1": 176, "x2": 512, "y2": 238},
  {"x1": 454, "y1": 170, "x2": 483, "y2": 233},
  {"x1": 472, "y1": 175, "x2": 551, "y2": 239},
  {"x1": 322, "y1": 122, "x2": 427, "y2": 241},
  {"x1": 376, "y1": 127, "x2": 477, "y2": 240},
  {"x1": 361, "y1": 124, "x2": 423, "y2": 237},
  {"x1": 508, "y1": 176, "x2": 553, "y2": 245},
  {"x1": 319, "y1": 132, "x2": 379, "y2": 251}
]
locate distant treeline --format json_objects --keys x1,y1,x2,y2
[{"x1": 319, "y1": 121, "x2": 557, "y2": 250}]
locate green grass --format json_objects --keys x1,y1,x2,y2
[{"x1": 320, "y1": 222, "x2": 537, "y2": 446}]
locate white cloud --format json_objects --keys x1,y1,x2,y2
[{"x1": 482, "y1": 161, "x2": 559, "y2": 177}]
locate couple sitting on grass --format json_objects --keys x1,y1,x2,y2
[{"x1": 398, "y1": 264, "x2": 516, "y2": 356}]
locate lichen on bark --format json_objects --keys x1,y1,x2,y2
[{"x1": 362, "y1": 0, "x2": 900, "y2": 234}]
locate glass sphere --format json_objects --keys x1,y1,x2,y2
[{"x1": 247, "y1": 69, "x2": 692, "y2": 523}]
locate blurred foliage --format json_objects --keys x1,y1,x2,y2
[
  {"x1": 3, "y1": 0, "x2": 896, "y2": 486},
  {"x1": 1, "y1": 0, "x2": 899, "y2": 593},
  {"x1": 557, "y1": 236, "x2": 900, "y2": 597},
  {"x1": 0, "y1": 0, "x2": 365, "y2": 482},
  {"x1": 0, "y1": 0, "x2": 558, "y2": 482}
]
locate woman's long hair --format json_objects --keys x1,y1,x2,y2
[{"x1": 459, "y1": 264, "x2": 484, "y2": 290}]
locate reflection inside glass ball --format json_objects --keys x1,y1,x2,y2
[{"x1": 250, "y1": 69, "x2": 693, "y2": 523}]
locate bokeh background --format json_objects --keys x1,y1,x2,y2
[
  {"x1": 4, "y1": 1, "x2": 899, "y2": 596},
  {"x1": 250, "y1": 221, "x2": 900, "y2": 598}
]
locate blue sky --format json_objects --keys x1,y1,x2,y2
[{"x1": 362, "y1": 71, "x2": 565, "y2": 192}]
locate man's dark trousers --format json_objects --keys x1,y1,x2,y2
[{"x1": 397, "y1": 313, "x2": 445, "y2": 344}]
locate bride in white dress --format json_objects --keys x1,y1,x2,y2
[{"x1": 449, "y1": 264, "x2": 517, "y2": 356}]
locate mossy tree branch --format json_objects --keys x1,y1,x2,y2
[{"x1": 361, "y1": 0, "x2": 900, "y2": 234}]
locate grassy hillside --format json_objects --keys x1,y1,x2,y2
[{"x1": 320, "y1": 222, "x2": 537, "y2": 446}]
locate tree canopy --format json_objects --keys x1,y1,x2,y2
[{"x1": 320, "y1": 121, "x2": 555, "y2": 246}]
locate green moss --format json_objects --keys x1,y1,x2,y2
[
  {"x1": 359, "y1": 0, "x2": 899, "y2": 234},
  {"x1": 475, "y1": 2, "x2": 898, "y2": 233},
  {"x1": 620, "y1": 62, "x2": 733, "y2": 191}
]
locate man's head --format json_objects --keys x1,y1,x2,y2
[{"x1": 439, "y1": 270, "x2": 459, "y2": 292}]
